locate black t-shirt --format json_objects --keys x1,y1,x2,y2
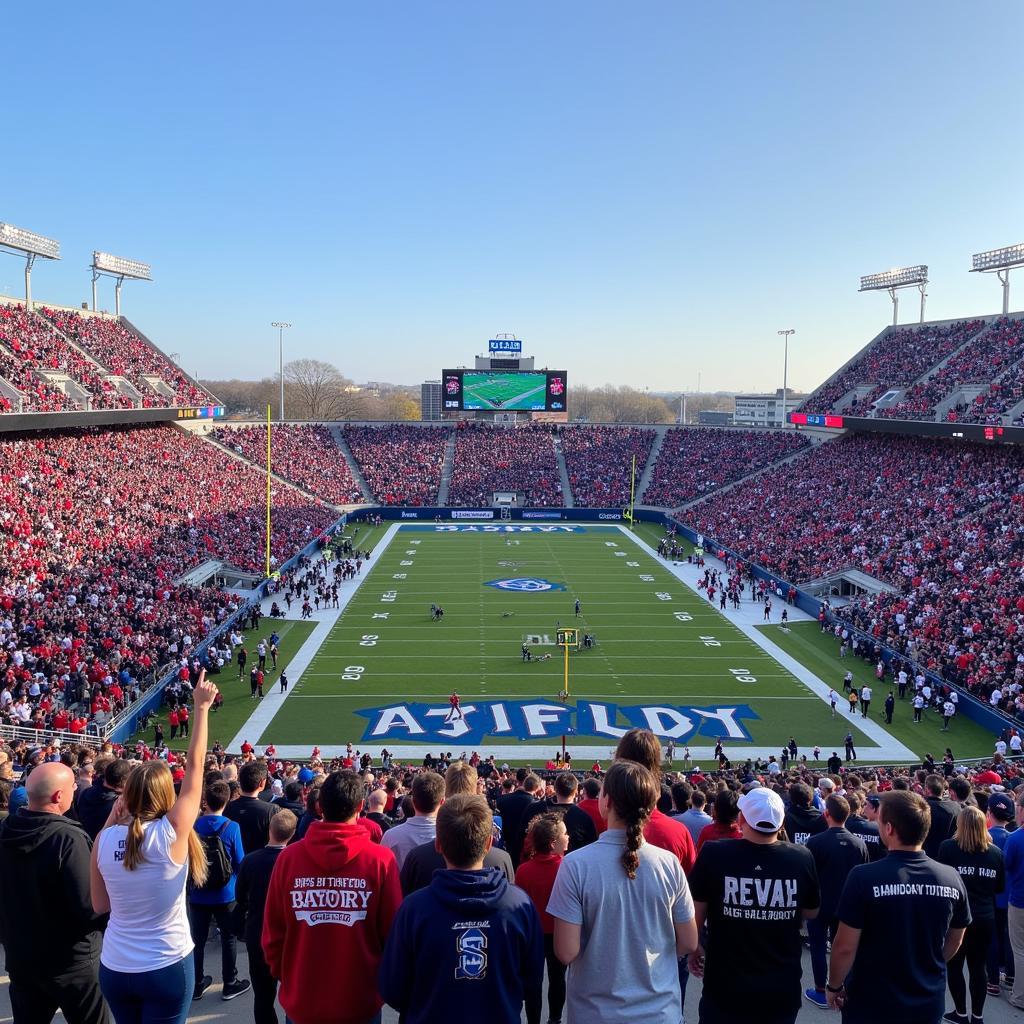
[
  {"x1": 805, "y1": 827, "x2": 868, "y2": 920},
  {"x1": 836, "y1": 850, "x2": 971, "y2": 1024},
  {"x1": 689, "y1": 838, "x2": 820, "y2": 1010},
  {"x1": 937, "y1": 839, "x2": 1005, "y2": 922},
  {"x1": 827, "y1": 756, "x2": 843, "y2": 774},
  {"x1": 783, "y1": 805, "x2": 827, "y2": 846},
  {"x1": 845, "y1": 815, "x2": 885, "y2": 862}
]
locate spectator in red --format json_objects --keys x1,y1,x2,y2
[{"x1": 262, "y1": 770, "x2": 402, "y2": 1024}]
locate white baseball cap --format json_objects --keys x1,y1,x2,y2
[{"x1": 737, "y1": 787, "x2": 786, "y2": 833}]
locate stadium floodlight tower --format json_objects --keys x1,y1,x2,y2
[
  {"x1": 91, "y1": 252, "x2": 151, "y2": 317},
  {"x1": 272, "y1": 322, "x2": 292, "y2": 421},
  {"x1": 0, "y1": 222, "x2": 61, "y2": 312},
  {"x1": 858, "y1": 265, "x2": 929, "y2": 326},
  {"x1": 778, "y1": 329, "x2": 795, "y2": 427},
  {"x1": 971, "y1": 243, "x2": 1024, "y2": 316}
]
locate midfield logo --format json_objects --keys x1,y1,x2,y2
[{"x1": 484, "y1": 577, "x2": 566, "y2": 593}]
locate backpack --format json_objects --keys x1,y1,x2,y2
[{"x1": 197, "y1": 820, "x2": 233, "y2": 892}]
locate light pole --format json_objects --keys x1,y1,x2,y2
[
  {"x1": 271, "y1": 322, "x2": 291, "y2": 422},
  {"x1": 778, "y1": 330, "x2": 795, "y2": 427}
]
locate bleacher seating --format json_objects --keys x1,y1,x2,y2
[
  {"x1": 212, "y1": 424, "x2": 361, "y2": 504},
  {"x1": 560, "y1": 425, "x2": 655, "y2": 506},
  {"x1": 879, "y1": 317, "x2": 1024, "y2": 421},
  {"x1": 448, "y1": 424, "x2": 561, "y2": 506},
  {"x1": 800, "y1": 319, "x2": 985, "y2": 415},
  {"x1": 343, "y1": 424, "x2": 448, "y2": 505},
  {"x1": 39, "y1": 306, "x2": 215, "y2": 408},
  {"x1": 642, "y1": 427, "x2": 809, "y2": 508},
  {"x1": 0, "y1": 423, "x2": 336, "y2": 733}
]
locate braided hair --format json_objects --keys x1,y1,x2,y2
[{"x1": 602, "y1": 760, "x2": 658, "y2": 880}]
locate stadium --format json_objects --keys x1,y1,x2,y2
[{"x1": 2, "y1": 6, "x2": 1023, "y2": 1024}]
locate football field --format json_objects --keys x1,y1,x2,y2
[
  {"x1": 463, "y1": 372, "x2": 547, "y2": 410},
  {"x1": 235, "y1": 524, "x2": 922, "y2": 763}
]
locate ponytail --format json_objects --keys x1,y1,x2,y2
[
  {"x1": 123, "y1": 814, "x2": 146, "y2": 871},
  {"x1": 186, "y1": 829, "x2": 210, "y2": 887},
  {"x1": 602, "y1": 760, "x2": 658, "y2": 880},
  {"x1": 622, "y1": 811, "x2": 650, "y2": 880}
]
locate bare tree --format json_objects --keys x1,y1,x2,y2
[{"x1": 283, "y1": 359, "x2": 356, "y2": 420}]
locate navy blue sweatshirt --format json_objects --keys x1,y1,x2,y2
[{"x1": 379, "y1": 866, "x2": 543, "y2": 1024}]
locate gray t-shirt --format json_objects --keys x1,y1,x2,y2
[
  {"x1": 547, "y1": 829, "x2": 694, "y2": 1024},
  {"x1": 677, "y1": 809, "x2": 713, "y2": 847}
]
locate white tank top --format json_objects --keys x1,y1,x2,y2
[{"x1": 97, "y1": 815, "x2": 194, "y2": 972}]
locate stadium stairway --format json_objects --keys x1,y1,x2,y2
[
  {"x1": 437, "y1": 430, "x2": 456, "y2": 505},
  {"x1": 635, "y1": 425, "x2": 669, "y2": 502},
  {"x1": 552, "y1": 433, "x2": 574, "y2": 507},
  {"x1": 669, "y1": 430, "x2": 830, "y2": 515},
  {"x1": 327, "y1": 424, "x2": 374, "y2": 502}
]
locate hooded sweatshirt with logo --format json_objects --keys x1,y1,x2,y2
[
  {"x1": 0, "y1": 810, "x2": 105, "y2": 976},
  {"x1": 378, "y1": 865, "x2": 544, "y2": 1024},
  {"x1": 261, "y1": 819, "x2": 402, "y2": 1024}
]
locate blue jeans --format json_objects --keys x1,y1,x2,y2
[
  {"x1": 807, "y1": 915, "x2": 835, "y2": 989},
  {"x1": 100, "y1": 953, "x2": 194, "y2": 1024}
]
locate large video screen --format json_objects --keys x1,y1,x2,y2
[{"x1": 442, "y1": 370, "x2": 567, "y2": 412}]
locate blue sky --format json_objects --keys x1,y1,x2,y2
[{"x1": 2, "y1": 2, "x2": 1021, "y2": 392}]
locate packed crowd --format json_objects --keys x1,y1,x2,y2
[
  {"x1": 880, "y1": 318, "x2": 1024, "y2": 422},
  {"x1": 4, "y1": 720, "x2": 1023, "y2": 1024},
  {"x1": 687, "y1": 431, "x2": 1024, "y2": 715},
  {"x1": 951, "y1": 355, "x2": 1024, "y2": 425},
  {"x1": 448, "y1": 424, "x2": 562, "y2": 506},
  {"x1": 38, "y1": 307, "x2": 215, "y2": 408},
  {"x1": 0, "y1": 304, "x2": 81, "y2": 412},
  {"x1": 643, "y1": 427, "x2": 810, "y2": 508},
  {"x1": 0, "y1": 424, "x2": 336, "y2": 738},
  {"x1": 801, "y1": 319, "x2": 985, "y2": 415},
  {"x1": 212, "y1": 425, "x2": 362, "y2": 505},
  {"x1": 343, "y1": 424, "x2": 448, "y2": 505},
  {"x1": 558, "y1": 425, "x2": 655, "y2": 506}
]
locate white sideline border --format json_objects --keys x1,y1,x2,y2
[
  {"x1": 226, "y1": 523, "x2": 403, "y2": 753},
  {"x1": 616, "y1": 525, "x2": 916, "y2": 763},
  {"x1": 233, "y1": 521, "x2": 915, "y2": 762}
]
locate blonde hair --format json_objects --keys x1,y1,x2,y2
[
  {"x1": 444, "y1": 761, "x2": 479, "y2": 797},
  {"x1": 955, "y1": 805, "x2": 990, "y2": 855},
  {"x1": 121, "y1": 761, "x2": 208, "y2": 886}
]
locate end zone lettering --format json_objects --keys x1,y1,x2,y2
[{"x1": 355, "y1": 699, "x2": 759, "y2": 744}]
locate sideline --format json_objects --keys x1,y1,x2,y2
[
  {"x1": 227, "y1": 523, "x2": 402, "y2": 752},
  {"x1": 616, "y1": 525, "x2": 917, "y2": 763}
]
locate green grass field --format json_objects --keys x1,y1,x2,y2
[
  {"x1": 463, "y1": 372, "x2": 548, "y2": 411},
  {"x1": 251, "y1": 524, "x2": 929, "y2": 761}
]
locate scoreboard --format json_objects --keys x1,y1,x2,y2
[{"x1": 442, "y1": 370, "x2": 567, "y2": 412}]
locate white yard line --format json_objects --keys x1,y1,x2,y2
[
  {"x1": 227, "y1": 523, "x2": 402, "y2": 751},
  {"x1": 616, "y1": 525, "x2": 917, "y2": 762}
]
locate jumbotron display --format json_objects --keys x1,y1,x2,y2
[{"x1": 442, "y1": 369, "x2": 567, "y2": 411}]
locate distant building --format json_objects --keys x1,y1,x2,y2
[
  {"x1": 420, "y1": 381, "x2": 441, "y2": 421},
  {"x1": 697, "y1": 410, "x2": 734, "y2": 426},
  {"x1": 733, "y1": 389, "x2": 806, "y2": 428}
]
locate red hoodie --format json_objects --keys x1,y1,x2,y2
[{"x1": 262, "y1": 819, "x2": 402, "y2": 1024}]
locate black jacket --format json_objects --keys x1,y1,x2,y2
[
  {"x1": 0, "y1": 811, "x2": 104, "y2": 975},
  {"x1": 224, "y1": 795, "x2": 280, "y2": 853},
  {"x1": 496, "y1": 791, "x2": 540, "y2": 867},
  {"x1": 76, "y1": 781, "x2": 118, "y2": 842},
  {"x1": 924, "y1": 797, "x2": 960, "y2": 860},
  {"x1": 233, "y1": 845, "x2": 284, "y2": 947},
  {"x1": 520, "y1": 800, "x2": 599, "y2": 853}
]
